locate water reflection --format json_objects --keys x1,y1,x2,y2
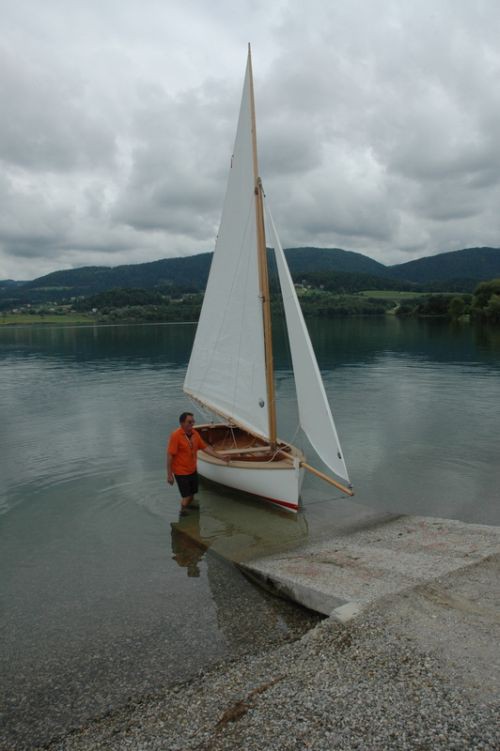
[
  {"x1": 474, "y1": 324, "x2": 500, "y2": 355},
  {"x1": 2, "y1": 318, "x2": 500, "y2": 372},
  {"x1": 170, "y1": 522, "x2": 205, "y2": 577},
  {"x1": 170, "y1": 481, "x2": 310, "y2": 567},
  {"x1": 0, "y1": 321, "x2": 196, "y2": 368},
  {"x1": 169, "y1": 500, "x2": 323, "y2": 657},
  {"x1": 0, "y1": 469, "x2": 321, "y2": 750}
]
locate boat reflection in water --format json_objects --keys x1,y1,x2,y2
[
  {"x1": 170, "y1": 478, "x2": 309, "y2": 576},
  {"x1": 169, "y1": 482, "x2": 321, "y2": 649},
  {"x1": 168, "y1": 470, "x2": 388, "y2": 577}
]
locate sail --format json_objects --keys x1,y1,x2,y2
[
  {"x1": 184, "y1": 55, "x2": 270, "y2": 439},
  {"x1": 266, "y1": 204, "x2": 351, "y2": 483}
]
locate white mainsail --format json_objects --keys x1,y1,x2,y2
[
  {"x1": 266, "y1": 204, "x2": 351, "y2": 484},
  {"x1": 184, "y1": 56, "x2": 270, "y2": 439}
]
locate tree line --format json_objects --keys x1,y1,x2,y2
[
  {"x1": 69, "y1": 278, "x2": 500, "y2": 323},
  {"x1": 396, "y1": 279, "x2": 500, "y2": 322}
]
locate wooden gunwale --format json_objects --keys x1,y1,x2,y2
[
  {"x1": 199, "y1": 455, "x2": 299, "y2": 470},
  {"x1": 221, "y1": 446, "x2": 279, "y2": 455}
]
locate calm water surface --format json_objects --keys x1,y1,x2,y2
[{"x1": 1, "y1": 318, "x2": 499, "y2": 745}]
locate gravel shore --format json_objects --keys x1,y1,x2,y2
[{"x1": 45, "y1": 555, "x2": 499, "y2": 751}]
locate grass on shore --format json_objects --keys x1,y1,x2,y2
[
  {"x1": 358, "y1": 290, "x2": 448, "y2": 300},
  {"x1": 0, "y1": 313, "x2": 94, "y2": 325}
]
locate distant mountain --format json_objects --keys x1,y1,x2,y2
[
  {"x1": 24, "y1": 246, "x2": 387, "y2": 292},
  {"x1": 24, "y1": 253, "x2": 214, "y2": 294},
  {"x1": 389, "y1": 247, "x2": 500, "y2": 283},
  {"x1": 2, "y1": 247, "x2": 388, "y2": 303},
  {"x1": 2, "y1": 246, "x2": 500, "y2": 306},
  {"x1": 284, "y1": 247, "x2": 389, "y2": 277}
]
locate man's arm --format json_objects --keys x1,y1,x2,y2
[
  {"x1": 167, "y1": 452, "x2": 175, "y2": 484},
  {"x1": 167, "y1": 432, "x2": 178, "y2": 484},
  {"x1": 202, "y1": 445, "x2": 229, "y2": 463}
]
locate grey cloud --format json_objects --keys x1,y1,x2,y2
[
  {"x1": 0, "y1": 174, "x2": 69, "y2": 257},
  {"x1": 0, "y1": 47, "x2": 116, "y2": 172},
  {"x1": 379, "y1": 113, "x2": 500, "y2": 186},
  {"x1": 414, "y1": 182, "x2": 483, "y2": 223},
  {"x1": 1, "y1": 0, "x2": 500, "y2": 279},
  {"x1": 260, "y1": 116, "x2": 323, "y2": 177},
  {"x1": 111, "y1": 82, "x2": 235, "y2": 239}
]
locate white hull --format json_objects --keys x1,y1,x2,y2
[
  {"x1": 194, "y1": 424, "x2": 305, "y2": 512},
  {"x1": 198, "y1": 453, "x2": 305, "y2": 512}
]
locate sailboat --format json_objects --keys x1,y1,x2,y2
[{"x1": 184, "y1": 46, "x2": 353, "y2": 512}]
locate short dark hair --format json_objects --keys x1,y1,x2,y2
[{"x1": 179, "y1": 411, "x2": 194, "y2": 424}]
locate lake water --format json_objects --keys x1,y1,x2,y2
[{"x1": 1, "y1": 317, "x2": 499, "y2": 746}]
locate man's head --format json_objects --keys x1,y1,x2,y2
[{"x1": 179, "y1": 411, "x2": 195, "y2": 435}]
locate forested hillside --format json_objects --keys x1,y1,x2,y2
[
  {"x1": 390, "y1": 247, "x2": 500, "y2": 283},
  {"x1": 2, "y1": 246, "x2": 500, "y2": 308}
]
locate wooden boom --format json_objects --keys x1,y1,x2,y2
[
  {"x1": 274, "y1": 448, "x2": 354, "y2": 497},
  {"x1": 301, "y1": 461, "x2": 354, "y2": 496}
]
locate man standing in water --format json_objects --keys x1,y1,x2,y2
[{"x1": 167, "y1": 412, "x2": 226, "y2": 512}]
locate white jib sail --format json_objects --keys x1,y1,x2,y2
[
  {"x1": 266, "y1": 204, "x2": 351, "y2": 483},
  {"x1": 184, "y1": 57, "x2": 270, "y2": 439}
]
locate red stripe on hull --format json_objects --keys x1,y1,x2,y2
[{"x1": 257, "y1": 494, "x2": 299, "y2": 512}]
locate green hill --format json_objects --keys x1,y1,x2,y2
[
  {"x1": 2, "y1": 247, "x2": 388, "y2": 304},
  {"x1": 284, "y1": 247, "x2": 389, "y2": 276},
  {"x1": 2, "y1": 245, "x2": 500, "y2": 308},
  {"x1": 389, "y1": 247, "x2": 500, "y2": 283},
  {"x1": 23, "y1": 253, "x2": 213, "y2": 294},
  {"x1": 0, "y1": 280, "x2": 22, "y2": 288},
  {"x1": 24, "y1": 246, "x2": 388, "y2": 293}
]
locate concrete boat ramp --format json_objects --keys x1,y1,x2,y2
[
  {"x1": 239, "y1": 514, "x2": 500, "y2": 621},
  {"x1": 172, "y1": 482, "x2": 500, "y2": 622}
]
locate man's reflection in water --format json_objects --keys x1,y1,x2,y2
[
  {"x1": 169, "y1": 491, "x2": 308, "y2": 581},
  {"x1": 170, "y1": 512, "x2": 207, "y2": 578}
]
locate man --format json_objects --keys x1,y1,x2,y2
[{"x1": 167, "y1": 412, "x2": 225, "y2": 512}]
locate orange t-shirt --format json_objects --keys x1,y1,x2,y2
[{"x1": 167, "y1": 427, "x2": 207, "y2": 475}]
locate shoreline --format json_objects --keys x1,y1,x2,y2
[{"x1": 44, "y1": 554, "x2": 499, "y2": 751}]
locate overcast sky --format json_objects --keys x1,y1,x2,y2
[{"x1": 1, "y1": 0, "x2": 499, "y2": 280}]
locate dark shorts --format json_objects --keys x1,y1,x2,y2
[{"x1": 175, "y1": 472, "x2": 199, "y2": 499}]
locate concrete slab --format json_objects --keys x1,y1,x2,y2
[{"x1": 239, "y1": 515, "x2": 500, "y2": 617}]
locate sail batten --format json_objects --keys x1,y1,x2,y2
[{"x1": 265, "y1": 204, "x2": 351, "y2": 484}]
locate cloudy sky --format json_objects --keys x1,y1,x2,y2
[{"x1": 1, "y1": 0, "x2": 499, "y2": 280}]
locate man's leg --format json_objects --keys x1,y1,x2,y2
[
  {"x1": 188, "y1": 472, "x2": 199, "y2": 508},
  {"x1": 175, "y1": 474, "x2": 192, "y2": 509},
  {"x1": 175, "y1": 473, "x2": 198, "y2": 511},
  {"x1": 181, "y1": 494, "x2": 194, "y2": 508}
]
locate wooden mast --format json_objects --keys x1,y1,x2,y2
[{"x1": 247, "y1": 44, "x2": 277, "y2": 447}]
